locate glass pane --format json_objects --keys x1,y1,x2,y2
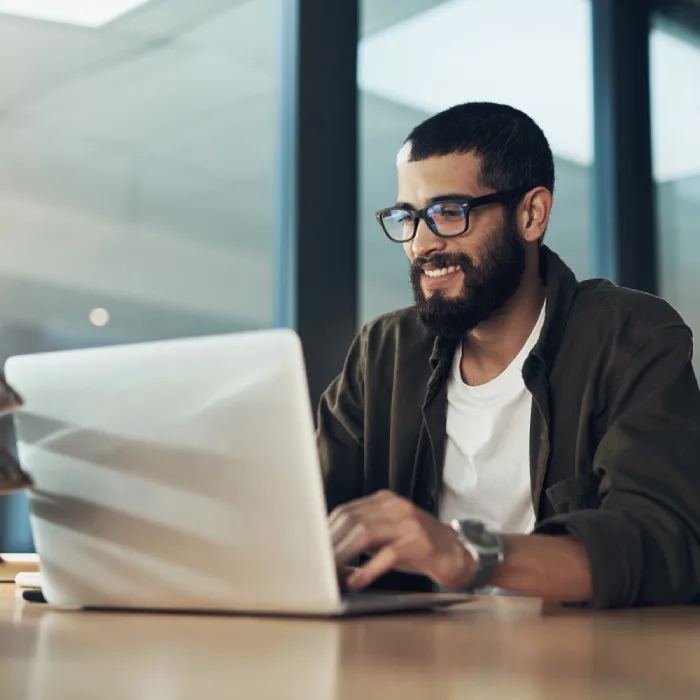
[
  {"x1": 358, "y1": 0, "x2": 594, "y2": 323},
  {"x1": 650, "y1": 15, "x2": 700, "y2": 375},
  {"x1": 0, "y1": 0, "x2": 280, "y2": 549}
]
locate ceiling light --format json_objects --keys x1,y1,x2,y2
[
  {"x1": 0, "y1": 0, "x2": 152, "y2": 28},
  {"x1": 89, "y1": 308, "x2": 110, "y2": 327}
]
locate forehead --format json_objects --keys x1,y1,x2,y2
[{"x1": 397, "y1": 152, "x2": 485, "y2": 205}]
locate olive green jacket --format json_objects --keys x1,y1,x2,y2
[{"x1": 318, "y1": 247, "x2": 700, "y2": 608}]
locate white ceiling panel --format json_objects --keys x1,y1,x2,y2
[
  {"x1": 141, "y1": 94, "x2": 277, "y2": 183},
  {"x1": 0, "y1": 0, "x2": 153, "y2": 28},
  {"x1": 108, "y1": 0, "x2": 239, "y2": 38},
  {"x1": 0, "y1": 115, "x2": 131, "y2": 223},
  {"x1": 16, "y1": 44, "x2": 273, "y2": 145},
  {"x1": 0, "y1": 15, "x2": 140, "y2": 110},
  {"x1": 361, "y1": 0, "x2": 451, "y2": 36},
  {"x1": 183, "y1": 0, "x2": 281, "y2": 71}
]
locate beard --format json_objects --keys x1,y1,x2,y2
[{"x1": 410, "y1": 215, "x2": 526, "y2": 339}]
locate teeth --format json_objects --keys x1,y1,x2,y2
[{"x1": 424, "y1": 265, "x2": 458, "y2": 278}]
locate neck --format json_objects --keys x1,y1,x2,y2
[{"x1": 460, "y1": 256, "x2": 546, "y2": 386}]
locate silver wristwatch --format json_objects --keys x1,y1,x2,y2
[{"x1": 450, "y1": 519, "x2": 505, "y2": 591}]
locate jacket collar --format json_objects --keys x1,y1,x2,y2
[
  {"x1": 428, "y1": 245, "x2": 578, "y2": 375},
  {"x1": 531, "y1": 246, "x2": 578, "y2": 371}
]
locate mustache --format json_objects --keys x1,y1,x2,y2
[{"x1": 411, "y1": 252, "x2": 475, "y2": 274}]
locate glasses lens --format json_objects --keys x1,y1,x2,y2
[
  {"x1": 380, "y1": 209, "x2": 414, "y2": 241},
  {"x1": 426, "y1": 202, "x2": 468, "y2": 236}
]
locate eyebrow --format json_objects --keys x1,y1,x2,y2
[{"x1": 393, "y1": 193, "x2": 477, "y2": 210}]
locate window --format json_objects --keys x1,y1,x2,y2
[
  {"x1": 358, "y1": 0, "x2": 595, "y2": 323},
  {"x1": 0, "y1": 0, "x2": 280, "y2": 549},
  {"x1": 650, "y1": 14, "x2": 700, "y2": 375}
]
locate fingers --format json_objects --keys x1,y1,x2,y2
[
  {"x1": 329, "y1": 491, "x2": 407, "y2": 558},
  {"x1": 333, "y1": 518, "x2": 398, "y2": 568},
  {"x1": 328, "y1": 491, "x2": 427, "y2": 583},
  {"x1": 337, "y1": 565, "x2": 357, "y2": 593},
  {"x1": 329, "y1": 490, "x2": 407, "y2": 524},
  {"x1": 346, "y1": 546, "x2": 399, "y2": 591}
]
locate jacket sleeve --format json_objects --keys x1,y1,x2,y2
[
  {"x1": 317, "y1": 328, "x2": 366, "y2": 513},
  {"x1": 536, "y1": 324, "x2": 700, "y2": 608}
]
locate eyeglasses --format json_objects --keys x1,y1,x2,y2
[{"x1": 375, "y1": 187, "x2": 528, "y2": 243}]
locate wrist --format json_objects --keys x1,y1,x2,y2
[
  {"x1": 441, "y1": 529, "x2": 477, "y2": 589},
  {"x1": 449, "y1": 519, "x2": 505, "y2": 591}
]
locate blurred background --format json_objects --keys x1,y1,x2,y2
[{"x1": 0, "y1": 0, "x2": 698, "y2": 549}]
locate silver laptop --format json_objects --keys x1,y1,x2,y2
[{"x1": 5, "y1": 330, "x2": 470, "y2": 616}]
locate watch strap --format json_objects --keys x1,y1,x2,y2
[{"x1": 451, "y1": 519, "x2": 505, "y2": 591}]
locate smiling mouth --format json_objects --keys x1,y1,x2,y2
[{"x1": 423, "y1": 265, "x2": 461, "y2": 278}]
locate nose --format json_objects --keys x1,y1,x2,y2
[{"x1": 411, "y1": 217, "x2": 446, "y2": 259}]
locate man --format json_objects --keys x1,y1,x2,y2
[{"x1": 319, "y1": 102, "x2": 700, "y2": 609}]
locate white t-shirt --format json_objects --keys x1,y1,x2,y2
[{"x1": 438, "y1": 304, "x2": 546, "y2": 534}]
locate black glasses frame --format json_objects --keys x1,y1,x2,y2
[{"x1": 375, "y1": 186, "x2": 529, "y2": 243}]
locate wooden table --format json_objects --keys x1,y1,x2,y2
[{"x1": 2, "y1": 585, "x2": 700, "y2": 699}]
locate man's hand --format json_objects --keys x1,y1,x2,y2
[{"x1": 329, "y1": 490, "x2": 475, "y2": 591}]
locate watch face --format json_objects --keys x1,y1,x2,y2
[{"x1": 459, "y1": 521, "x2": 501, "y2": 550}]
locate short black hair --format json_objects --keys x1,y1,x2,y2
[{"x1": 403, "y1": 102, "x2": 555, "y2": 195}]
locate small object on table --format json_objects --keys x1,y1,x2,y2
[
  {"x1": 13, "y1": 570, "x2": 45, "y2": 604},
  {"x1": 15, "y1": 571, "x2": 42, "y2": 589},
  {"x1": 0, "y1": 554, "x2": 40, "y2": 582},
  {"x1": 22, "y1": 589, "x2": 46, "y2": 603}
]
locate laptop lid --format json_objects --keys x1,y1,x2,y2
[{"x1": 5, "y1": 330, "x2": 341, "y2": 614}]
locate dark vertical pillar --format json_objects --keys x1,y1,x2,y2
[
  {"x1": 275, "y1": 0, "x2": 359, "y2": 411},
  {"x1": 592, "y1": 0, "x2": 658, "y2": 293}
]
